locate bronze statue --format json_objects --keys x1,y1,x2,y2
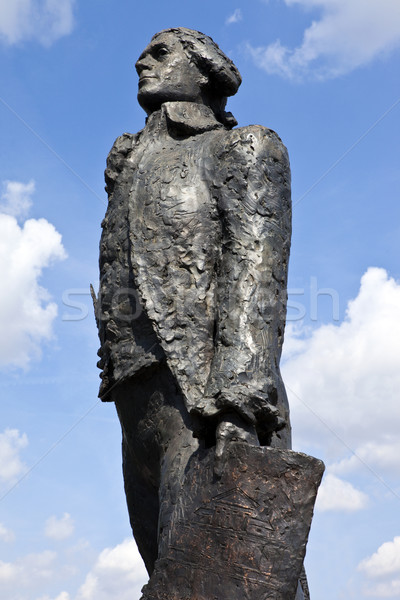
[{"x1": 94, "y1": 27, "x2": 323, "y2": 600}]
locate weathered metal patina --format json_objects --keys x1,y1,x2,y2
[{"x1": 94, "y1": 27, "x2": 324, "y2": 600}]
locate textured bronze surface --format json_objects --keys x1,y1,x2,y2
[
  {"x1": 94, "y1": 27, "x2": 324, "y2": 599},
  {"x1": 143, "y1": 444, "x2": 324, "y2": 600}
]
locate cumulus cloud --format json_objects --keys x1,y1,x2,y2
[
  {"x1": 282, "y1": 268, "x2": 400, "y2": 470},
  {"x1": 359, "y1": 537, "x2": 400, "y2": 578},
  {"x1": 315, "y1": 473, "x2": 368, "y2": 512},
  {"x1": 38, "y1": 594, "x2": 71, "y2": 600},
  {"x1": 0, "y1": 523, "x2": 15, "y2": 543},
  {"x1": 0, "y1": 0, "x2": 75, "y2": 47},
  {"x1": 330, "y1": 438, "x2": 400, "y2": 477},
  {"x1": 29, "y1": 542, "x2": 146, "y2": 600},
  {"x1": 0, "y1": 429, "x2": 28, "y2": 484},
  {"x1": 0, "y1": 180, "x2": 67, "y2": 369},
  {"x1": 0, "y1": 180, "x2": 35, "y2": 219},
  {"x1": 74, "y1": 539, "x2": 147, "y2": 600},
  {"x1": 0, "y1": 548, "x2": 87, "y2": 600},
  {"x1": 0, "y1": 550, "x2": 56, "y2": 588},
  {"x1": 45, "y1": 514, "x2": 75, "y2": 541},
  {"x1": 358, "y1": 537, "x2": 400, "y2": 597},
  {"x1": 226, "y1": 9, "x2": 242, "y2": 25},
  {"x1": 250, "y1": 0, "x2": 400, "y2": 79}
]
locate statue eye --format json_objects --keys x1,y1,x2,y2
[{"x1": 156, "y1": 47, "x2": 169, "y2": 59}]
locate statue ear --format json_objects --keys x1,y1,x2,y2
[{"x1": 198, "y1": 73, "x2": 209, "y2": 89}]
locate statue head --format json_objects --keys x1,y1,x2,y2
[{"x1": 136, "y1": 27, "x2": 242, "y2": 127}]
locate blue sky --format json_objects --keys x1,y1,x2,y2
[{"x1": 1, "y1": 1, "x2": 400, "y2": 599}]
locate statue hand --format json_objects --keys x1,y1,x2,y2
[
  {"x1": 192, "y1": 389, "x2": 284, "y2": 430},
  {"x1": 214, "y1": 412, "x2": 259, "y2": 478},
  {"x1": 192, "y1": 391, "x2": 257, "y2": 424}
]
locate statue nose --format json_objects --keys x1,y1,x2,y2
[{"x1": 135, "y1": 56, "x2": 153, "y2": 76}]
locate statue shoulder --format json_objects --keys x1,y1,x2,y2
[
  {"x1": 216, "y1": 124, "x2": 291, "y2": 224},
  {"x1": 105, "y1": 132, "x2": 139, "y2": 195},
  {"x1": 227, "y1": 124, "x2": 289, "y2": 167},
  {"x1": 109, "y1": 132, "x2": 137, "y2": 156}
]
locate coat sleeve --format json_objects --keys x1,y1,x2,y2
[
  {"x1": 96, "y1": 133, "x2": 138, "y2": 399},
  {"x1": 193, "y1": 125, "x2": 291, "y2": 439}
]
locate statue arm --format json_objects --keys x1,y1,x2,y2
[
  {"x1": 194, "y1": 126, "x2": 291, "y2": 439},
  {"x1": 97, "y1": 133, "x2": 137, "y2": 398}
]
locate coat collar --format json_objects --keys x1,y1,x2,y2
[{"x1": 145, "y1": 102, "x2": 225, "y2": 137}]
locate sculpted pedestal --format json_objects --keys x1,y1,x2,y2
[{"x1": 141, "y1": 443, "x2": 323, "y2": 600}]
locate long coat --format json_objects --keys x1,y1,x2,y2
[{"x1": 96, "y1": 101, "x2": 292, "y2": 447}]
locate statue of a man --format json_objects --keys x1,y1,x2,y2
[{"x1": 95, "y1": 27, "x2": 310, "y2": 599}]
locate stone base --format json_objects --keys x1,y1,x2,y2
[{"x1": 141, "y1": 443, "x2": 324, "y2": 600}]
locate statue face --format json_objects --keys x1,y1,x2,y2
[{"x1": 136, "y1": 33, "x2": 206, "y2": 114}]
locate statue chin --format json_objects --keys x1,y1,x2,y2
[{"x1": 137, "y1": 91, "x2": 163, "y2": 115}]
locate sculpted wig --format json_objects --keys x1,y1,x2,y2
[{"x1": 152, "y1": 27, "x2": 242, "y2": 128}]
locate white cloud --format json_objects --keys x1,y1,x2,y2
[
  {"x1": 359, "y1": 537, "x2": 400, "y2": 578},
  {"x1": 315, "y1": 473, "x2": 368, "y2": 512},
  {"x1": 0, "y1": 181, "x2": 67, "y2": 369},
  {"x1": 0, "y1": 550, "x2": 56, "y2": 587},
  {"x1": 358, "y1": 537, "x2": 400, "y2": 597},
  {"x1": 250, "y1": 0, "x2": 400, "y2": 79},
  {"x1": 0, "y1": 0, "x2": 75, "y2": 47},
  {"x1": 0, "y1": 180, "x2": 35, "y2": 219},
  {"x1": 45, "y1": 514, "x2": 75, "y2": 541},
  {"x1": 74, "y1": 539, "x2": 147, "y2": 600},
  {"x1": 0, "y1": 548, "x2": 85, "y2": 600},
  {"x1": 38, "y1": 593, "x2": 71, "y2": 600},
  {"x1": 330, "y1": 437, "x2": 400, "y2": 477},
  {"x1": 11, "y1": 541, "x2": 143, "y2": 600},
  {"x1": 226, "y1": 9, "x2": 243, "y2": 25},
  {"x1": 0, "y1": 523, "x2": 15, "y2": 543},
  {"x1": 0, "y1": 429, "x2": 28, "y2": 484},
  {"x1": 282, "y1": 268, "x2": 400, "y2": 470}
]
